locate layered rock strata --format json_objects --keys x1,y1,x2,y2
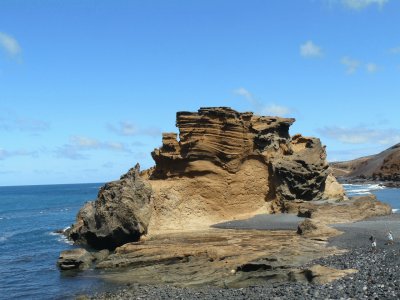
[{"x1": 68, "y1": 107, "x2": 345, "y2": 250}]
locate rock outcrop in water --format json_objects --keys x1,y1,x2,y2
[
  {"x1": 57, "y1": 248, "x2": 94, "y2": 270},
  {"x1": 68, "y1": 107, "x2": 345, "y2": 250},
  {"x1": 68, "y1": 164, "x2": 153, "y2": 250}
]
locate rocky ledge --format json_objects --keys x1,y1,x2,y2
[
  {"x1": 75, "y1": 194, "x2": 389, "y2": 288},
  {"x1": 66, "y1": 107, "x2": 346, "y2": 251}
]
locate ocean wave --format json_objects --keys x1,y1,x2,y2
[
  {"x1": 48, "y1": 229, "x2": 73, "y2": 245},
  {"x1": 393, "y1": 209, "x2": 399, "y2": 213},
  {"x1": 0, "y1": 229, "x2": 36, "y2": 243},
  {"x1": 365, "y1": 184, "x2": 385, "y2": 190},
  {"x1": 0, "y1": 232, "x2": 17, "y2": 243},
  {"x1": 57, "y1": 236, "x2": 74, "y2": 245},
  {"x1": 347, "y1": 191, "x2": 372, "y2": 195},
  {"x1": 344, "y1": 183, "x2": 386, "y2": 196}
]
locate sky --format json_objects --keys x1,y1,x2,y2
[{"x1": 1, "y1": 0, "x2": 400, "y2": 186}]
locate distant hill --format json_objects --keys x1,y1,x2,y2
[{"x1": 330, "y1": 144, "x2": 400, "y2": 182}]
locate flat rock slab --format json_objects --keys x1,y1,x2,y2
[
  {"x1": 212, "y1": 214, "x2": 304, "y2": 231},
  {"x1": 97, "y1": 229, "x2": 340, "y2": 288}
]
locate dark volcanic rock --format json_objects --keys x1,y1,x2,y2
[
  {"x1": 297, "y1": 219, "x2": 318, "y2": 235},
  {"x1": 271, "y1": 135, "x2": 330, "y2": 201},
  {"x1": 57, "y1": 248, "x2": 94, "y2": 270},
  {"x1": 67, "y1": 164, "x2": 153, "y2": 250}
]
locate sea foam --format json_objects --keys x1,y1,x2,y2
[{"x1": 344, "y1": 183, "x2": 386, "y2": 196}]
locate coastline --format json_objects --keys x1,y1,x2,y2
[
  {"x1": 338, "y1": 177, "x2": 400, "y2": 189},
  {"x1": 70, "y1": 194, "x2": 396, "y2": 300},
  {"x1": 88, "y1": 213, "x2": 400, "y2": 300}
]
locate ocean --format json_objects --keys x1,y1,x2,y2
[
  {"x1": 343, "y1": 183, "x2": 400, "y2": 213},
  {"x1": 0, "y1": 183, "x2": 119, "y2": 300},
  {"x1": 0, "y1": 183, "x2": 399, "y2": 299}
]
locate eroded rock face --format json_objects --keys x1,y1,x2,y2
[
  {"x1": 144, "y1": 108, "x2": 346, "y2": 233},
  {"x1": 68, "y1": 164, "x2": 153, "y2": 250},
  {"x1": 151, "y1": 107, "x2": 294, "y2": 176},
  {"x1": 270, "y1": 134, "x2": 331, "y2": 201},
  {"x1": 68, "y1": 107, "x2": 345, "y2": 248}
]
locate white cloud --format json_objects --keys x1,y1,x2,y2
[
  {"x1": 233, "y1": 87, "x2": 291, "y2": 117},
  {"x1": 70, "y1": 136, "x2": 100, "y2": 148},
  {"x1": 262, "y1": 104, "x2": 291, "y2": 116},
  {"x1": 0, "y1": 148, "x2": 36, "y2": 160},
  {"x1": 0, "y1": 114, "x2": 50, "y2": 132},
  {"x1": 0, "y1": 32, "x2": 21, "y2": 57},
  {"x1": 56, "y1": 136, "x2": 132, "y2": 160},
  {"x1": 341, "y1": 56, "x2": 361, "y2": 74},
  {"x1": 234, "y1": 87, "x2": 253, "y2": 101},
  {"x1": 71, "y1": 135, "x2": 130, "y2": 151},
  {"x1": 342, "y1": 0, "x2": 388, "y2": 10},
  {"x1": 300, "y1": 41, "x2": 323, "y2": 58},
  {"x1": 55, "y1": 145, "x2": 86, "y2": 160},
  {"x1": 366, "y1": 63, "x2": 378, "y2": 73},
  {"x1": 109, "y1": 121, "x2": 137, "y2": 135},
  {"x1": 318, "y1": 126, "x2": 400, "y2": 145},
  {"x1": 108, "y1": 121, "x2": 161, "y2": 137}
]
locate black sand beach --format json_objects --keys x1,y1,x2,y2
[
  {"x1": 212, "y1": 214, "x2": 305, "y2": 231},
  {"x1": 88, "y1": 214, "x2": 400, "y2": 299}
]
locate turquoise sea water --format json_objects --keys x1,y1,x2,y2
[{"x1": 0, "y1": 183, "x2": 399, "y2": 299}]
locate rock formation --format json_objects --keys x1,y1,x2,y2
[
  {"x1": 57, "y1": 248, "x2": 94, "y2": 270},
  {"x1": 331, "y1": 143, "x2": 400, "y2": 183},
  {"x1": 68, "y1": 164, "x2": 153, "y2": 250},
  {"x1": 68, "y1": 107, "x2": 345, "y2": 250}
]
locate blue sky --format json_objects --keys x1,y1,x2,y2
[{"x1": 1, "y1": 0, "x2": 399, "y2": 186}]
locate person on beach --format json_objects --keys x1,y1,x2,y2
[
  {"x1": 386, "y1": 231, "x2": 394, "y2": 245},
  {"x1": 369, "y1": 235, "x2": 377, "y2": 252}
]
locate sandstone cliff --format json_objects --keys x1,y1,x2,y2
[
  {"x1": 331, "y1": 143, "x2": 400, "y2": 182},
  {"x1": 68, "y1": 107, "x2": 345, "y2": 250}
]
